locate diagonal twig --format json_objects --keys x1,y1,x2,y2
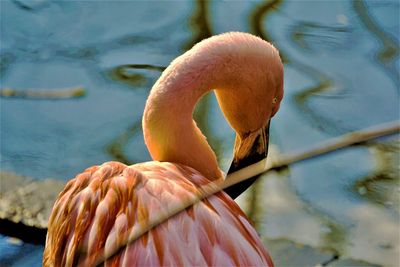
[
  {"x1": 83, "y1": 120, "x2": 400, "y2": 266},
  {"x1": 226, "y1": 120, "x2": 400, "y2": 188}
]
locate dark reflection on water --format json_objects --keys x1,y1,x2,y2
[
  {"x1": 10, "y1": 0, "x2": 50, "y2": 11},
  {"x1": 249, "y1": 0, "x2": 288, "y2": 63},
  {"x1": 0, "y1": 0, "x2": 399, "y2": 266},
  {"x1": 354, "y1": 1, "x2": 399, "y2": 88},
  {"x1": 106, "y1": 121, "x2": 142, "y2": 165},
  {"x1": 353, "y1": 140, "x2": 400, "y2": 209},
  {"x1": 291, "y1": 22, "x2": 352, "y2": 51},
  {"x1": 184, "y1": 0, "x2": 212, "y2": 50},
  {"x1": 107, "y1": 64, "x2": 166, "y2": 87},
  {"x1": 292, "y1": 62, "x2": 333, "y2": 131},
  {"x1": 0, "y1": 53, "x2": 15, "y2": 77}
]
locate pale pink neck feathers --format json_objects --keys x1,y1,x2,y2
[{"x1": 143, "y1": 32, "x2": 283, "y2": 180}]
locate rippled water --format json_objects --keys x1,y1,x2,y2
[{"x1": 1, "y1": 0, "x2": 399, "y2": 266}]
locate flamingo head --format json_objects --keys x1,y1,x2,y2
[
  {"x1": 143, "y1": 32, "x2": 283, "y2": 191},
  {"x1": 207, "y1": 33, "x2": 284, "y2": 198}
]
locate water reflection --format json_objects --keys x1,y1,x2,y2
[
  {"x1": 0, "y1": 0, "x2": 399, "y2": 266},
  {"x1": 106, "y1": 121, "x2": 142, "y2": 165},
  {"x1": 290, "y1": 22, "x2": 352, "y2": 52},
  {"x1": 249, "y1": 0, "x2": 288, "y2": 63},
  {"x1": 185, "y1": 0, "x2": 212, "y2": 49},
  {"x1": 10, "y1": 0, "x2": 50, "y2": 11},
  {"x1": 353, "y1": 140, "x2": 400, "y2": 209},
  {"x1": 108, "y1": 64, "x2": 166, "y2": 87},
  {"x1": 0, "y1": 53, "x2": 15, "y2": 77},
  {"x1": 354, "y1": 1, "x2": 399, "y2": 88}
]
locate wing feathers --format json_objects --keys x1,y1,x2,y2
[{"x1": 44, "y1": 161, "x2": 273, "y2": 266}]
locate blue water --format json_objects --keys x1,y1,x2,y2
[{"x1": 1, "y1": 0, "x2": 399, "y2": 265}]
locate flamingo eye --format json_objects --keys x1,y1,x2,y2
[{"x1": 272, "y1": 97, "x2": 278, "y2": 104}]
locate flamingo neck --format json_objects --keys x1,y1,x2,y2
[
  {"x1": 143, "y1": 32, "x2": 282, "y2": 181},
  {"x1": 143, "y1": 49, "x2": 222, "y2": 180}
]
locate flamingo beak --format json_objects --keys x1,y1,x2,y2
[{"x1": 224, "y1": 120, "x2": 270, "y2": 199}]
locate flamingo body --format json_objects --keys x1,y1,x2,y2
[
  {"x1": 44, "y1": 161, "x2": 273, "y2": 266},
  {"x1": 44, "y1": 32, "x2": 283, "y2": 266}
]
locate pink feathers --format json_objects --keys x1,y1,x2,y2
[
  {"x1": 44, "y1": 162, "x2": 273, "y2": 266},
  {"x1": 45, "y1": 32, "x2": 283, "y2": 266}
]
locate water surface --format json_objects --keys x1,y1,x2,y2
[{"x1": 1, "y1": 0, "x2": 399, "y2": 266}]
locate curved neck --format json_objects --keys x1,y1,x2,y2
[
  {"x1": 143, "y1": 50, "x2": 222, "y2": 180},
  {"x1": 142, "y1": 33, "x2": 282, "y2": 181}
]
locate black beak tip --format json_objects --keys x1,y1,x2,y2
[{"x1": 224, "y1": 119, "x2": 272, "y2": 199}]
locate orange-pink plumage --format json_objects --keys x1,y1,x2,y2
[
  {"x1": 44, "y1": 161, "x2": 273, "y2": 266},
  {"x1": 44, "y1": 32, "x2": 283, "y2": 266}
]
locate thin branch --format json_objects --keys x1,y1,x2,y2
[
  {"x1": 226, "y1": 120, "x2": 400, "y2": 188},
  {"x1": 0, "y1": 86, "x2": 86, "y2": 99},
  {"x1": 84, "y1": 120, "x2": 400, "y2": 266}
]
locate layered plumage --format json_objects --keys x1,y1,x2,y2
[{"x1": 44, "y1": 161, "x2": 273, "y2": 266}]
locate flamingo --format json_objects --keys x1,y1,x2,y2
[{"x1": 43, "y1": 32, "x2": 284, "y2": 266}]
